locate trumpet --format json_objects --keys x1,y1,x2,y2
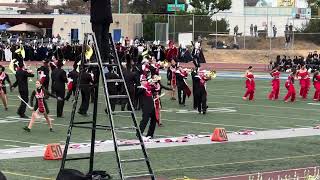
[
  {"x1": 206, "y1": 70, "x2": 217, "y2": 79},
  {"x1": 159, "y1": 60, "x2": 169, "y2": 68},
  {"x1": 199, "y1": 69, "x2": 217, "y2": 79}
]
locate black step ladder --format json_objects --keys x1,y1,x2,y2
[{"x1": 59, "y1": 33, "x2": 156, "y2": 180}]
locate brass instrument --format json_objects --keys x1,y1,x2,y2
[
  {"x1": 206, "y1": 70, "x2": 217, "y2": 79},
  {"x1": 159, "y1": 60, "x2": 169, "y2": 68}
]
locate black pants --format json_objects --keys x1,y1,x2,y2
[
  {"x1": 197, "y1": 91, "x2": 207, "y2": 113},
  {"x1": 92, "y1": 23, "x2": 111, "y2": 63},
  {"x1": 139, "y1": 108, "x2": 156, "y2": 138},
  {"x1": 51, "y1": 80, "x2": 55, "y2": 95},
  {"x1": 55, "y1": 89, "x2": 65, "y2": 117},
  {"x1": 17, "y1": 91, "x2": 28, "y2": 116},
  {"x1": 43, "y1": 80, "x2": 49, "y2": 91},
  {"x1": 79, "y1": 89, "x2": 90, "y2": 114},
  {"x1": 177, "y1": 86, "x2": 186, "y2": 105}
]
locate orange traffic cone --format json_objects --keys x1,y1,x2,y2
[
  {"x1": 44, "y1": 143, "x2": 63, "y2": 160},
  {"x1": 211, "y1": 128, "x2": 228, "y2": 142}
]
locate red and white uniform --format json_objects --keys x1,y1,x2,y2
[
  {"x1": 297, "y1": 70, "x2": 310, "y2": 99},
  {"x1": 0, "y1": 72, "x2": 5, "y2": 94},
  {"x1": 268, "y1": 71, "x2": 280, "y2": 100},
  {"x1": 166, "y1": 41, "x2": 178, "y2": 62},
  {"x1": 35, "y1": 89, "x2": 46, "y2": 113},
  {"x1": 313, "y1": 74, "x2": 320, "y2": 100},
  {"x1": 170, "y1": 65, "x2": 177, "y2": 89},
  {"x1": 243, "y1": 72, "x2": 255, "y2": 100},
  {"x1": 154, "y1": 82, "x2": 161, "y2": 126},
  {"x1": 67, "y1": 78, "x2": 73, "y2": 91},
  {"x1": 284, "y1": 75, "x2": 296, "y2": 102}
]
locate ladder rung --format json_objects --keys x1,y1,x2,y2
[
  {"x1": 114, "y1": 126, "x2": 137, "y2": 131},
  {"x1": 106, "y1": 79, "x2": 125, "y2": 83},
  {"x1": 96, "y1": 124, "x2": 112, "y2": 128},
  {"x1": 120, "y1": 158, "x2": 145, "y2": 163},
  {"x1": 65, "y1": 157, "x2": 90, "y2": 161},
  {"x1": 109, "y1": 95, "x2": 129, "y2": 99},
  {"x1": 73, "y1": 121, "x2": 93, "y2": 125},
  {"x1": 73, "y1": 125, "x2": 106, "y2": 130},
  {"x1": 124, "y1": 174, "x2": 153, "y2": 179}
]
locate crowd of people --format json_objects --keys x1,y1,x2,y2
[
  {"x1": 0, "y1": 37, "x2": 210, "y2": 140},
  {"x1": 270, "y1": 51, "x2": 320, "y2": 72}
]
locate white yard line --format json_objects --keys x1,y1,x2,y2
[
  {"x1": 0, "y1": 138, "x2": 43, "y2": 145},
  {"x1": 4, "y1": 145, "x2": 21, "y2": 148}
]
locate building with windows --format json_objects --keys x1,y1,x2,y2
[
  {"x1": 0, "y1": 0, "x2": 65, "y2": 6},
  {"x1": 0, "y1": 14, "x2": 142, "y2": 43},
  {"x1": 216, "y1": 0, "x2": 311, "y2": 37}
]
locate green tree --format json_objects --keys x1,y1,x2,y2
[
  {"x1": 189, "y1": 0, "x2": 232, "y2": 15},
  {"x1": 36, "y1": 0, "x2": 48, "y2": 10},
  {"x1": 296, "y1": 19, "x2": 320, "y2": 44},
  {"x1": 60, "y1": 0, "x2": 90, "y2": 14}
]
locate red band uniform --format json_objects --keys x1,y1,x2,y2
[
  {"x1": 243, "y1": 72, "x2": 255, "y2": 101},
  {"x1": 268, "y1": 70, "x2": 280, "y2": 100}
]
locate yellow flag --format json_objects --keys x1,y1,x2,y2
[
  {"x1": 21, "y1": 46, "x2": 25, "y2": 59},
  {"x1": 9, "y1": 59, "x2": 17, "y2": 74},
  {"x1": 85, "y1": 46, "x2": 93, "y2": 60}
]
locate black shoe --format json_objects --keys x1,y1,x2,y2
[
  {"x1": 23, "y1": 126, "x2": 31, "y2": 132},
  {"x1": 20, "y1": 114, "x2": 29, "y2": 119},
  {"x1": 5, "y1": 108, "x2": 8, "y2": 111},
  {"x1": 203, "y1": 111, "x2": 207, "y2": 115},
  {"x1": 50, "y1": 128, "x2": 54, "y2": 132}
]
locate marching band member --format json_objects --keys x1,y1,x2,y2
[
  {"x1": 0, "y1": 65, "x2": 12, "y2": 111},
  {"x1": 165, "y1": 40, "x2": 178, "y2": 63},
  {"x1": 284, "y1": 69, "x2": 296, "y2": 102},
  {"x1": 137, "y1": 75, "x2": 156, "y2": 139},
  {"x1": 167, "y1": 60, "x2": 177, "y2": 100},
  {"x1": 51, "y1": 60, "x2": 67, "y2": 118},
  {"x1": 23, "y1": 80, "x2": 57, "y2": 132},
  {"x1": 12, "y1": 62, "x2": 35, "y2": 118},
  {"x1": 152, "y1": 75, "x2": 172, "y2": 126},
  {"x1": 243, "y1": 66, "x2": 255, "y2": 101},
  {"x1": 176, "y1": 67, "x2": 190, "y2": 106},
  {"x1": 297, "y1": 65, "x2": 310, "y2": 100},
  {"x1": 65, "y1": 63, "x2": 79, "y2": 101},
  {"x1": 37, "y1": 60, "x2": 50, "y2": 90},
  {"x1": 268, "y1": 66, "x2": 281, "y2": 100},
  {"x1": 78, "y1": 68, "x2": 94, "y2": 116},
  {"x1": 313, "y1": 70, "x2": 320, "y2": 101},
  {"x1": 193, "y1": 68, "x2": 211, "y2": 114}
]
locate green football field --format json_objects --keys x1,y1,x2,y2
[{"x1": 0, "y1": 72, "x2": 320, "y2": 180}]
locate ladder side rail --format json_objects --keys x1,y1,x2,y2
[
  {"x1": 60, "y1": 33, "x2": 90, "y2": 170},
  {"x1": 92, "y1": 32, "x2": 125, "y2": 180},
  {"x1": 108, "y1": 34, "x2": 156, "y2": 179}
]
